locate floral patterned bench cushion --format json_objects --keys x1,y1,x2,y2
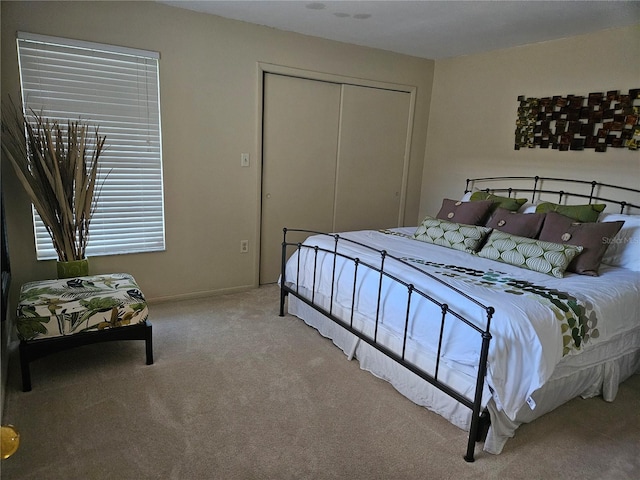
[{"x1": 17, "y1": 273, "x2": 148, "y2": 341}]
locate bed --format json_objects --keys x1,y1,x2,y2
[{"x1": 278, "y1": 176, "x2": 640, "y2": 461}]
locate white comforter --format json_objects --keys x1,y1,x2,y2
[{"x1": 283, "y1": 228, "x2": 640, "y2": 420}]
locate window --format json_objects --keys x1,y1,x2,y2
[{"x1": 17, "y1": 32, "x2": 165, "y2": 259}]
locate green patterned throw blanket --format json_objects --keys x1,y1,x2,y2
[{"x1": 380, "y1": 229, "x2": 598, "y2": 356}]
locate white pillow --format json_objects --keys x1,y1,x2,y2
[
  {"x1": 599, "y1": 213, "x2": 640, "y2": 271},
  {"x1": 519, "y1": 203, "x2": 539, "y2": 214},
  {"x1": 460, "y1": 191, "x2": 472, "y2": 202}
]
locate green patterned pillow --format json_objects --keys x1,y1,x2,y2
[
  {"x1": 477, "y1": 230, "x2": 584, "y2": 278},
  {"x1": 470, "y1": 191, "x2": 528, "y2": 212},
  {"x1": 535, "y1": 202, "x2": 605, "y2": 223},
  {"x1": 413, "y1": 216, "x2": 492, "y2": 253}
]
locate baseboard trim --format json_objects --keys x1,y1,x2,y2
[{"x1": 147, "y1": 284, "x2": 258, "y2": 304}]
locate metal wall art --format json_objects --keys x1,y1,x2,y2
[{"x1": 515, "y1": 89, "x2": 640, "y2": 151}]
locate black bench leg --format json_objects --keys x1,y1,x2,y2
[
  {"x1": 145, "y1": 323, "x2": 154, "y2": 365},
  {"x1": 19, "y1": 342, "x2": 32, "y2": 392}
]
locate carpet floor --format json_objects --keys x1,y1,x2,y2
[{"x1": 1, "y1": 285, "x2": 638, "y2": 479}]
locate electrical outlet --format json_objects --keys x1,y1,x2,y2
[{"x1": 240, "y1": 240, "x2": 249, "y2": 253}]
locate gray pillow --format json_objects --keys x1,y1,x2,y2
[
  {"x1": 485, "y1": 208, "x2": 546, "y2": 238},
  {"x1": 538, "y1": 212, "x2": 624, "y2": 276},
  {"x1": 435, "y1": 198, "x2": 493, "y2": 225}
]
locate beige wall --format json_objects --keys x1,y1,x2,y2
[
  {"x1": 420, "y1": 25, "x2": 640, "y2": 220},
  {"x1": 1, "y1": 1, "x2": 434, "y2": 302},
  {"x1": 4, "y1": 2, "x2": 638, "y2": 305}
]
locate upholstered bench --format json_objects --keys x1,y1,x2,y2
[{"x1": 16, "y1": 273, "x2": 153, "y2": 391}]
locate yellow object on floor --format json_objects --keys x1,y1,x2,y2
[{"x1": 1, "y1": 425, "x2": 20, "y2": 460}]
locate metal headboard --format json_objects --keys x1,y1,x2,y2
[{"x1": 465, "y1": 176, "x2": 640, "y2": 214}]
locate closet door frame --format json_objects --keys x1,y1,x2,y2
[{"x1": 253, "y1": 62, "x2": 417, "y2": 286}]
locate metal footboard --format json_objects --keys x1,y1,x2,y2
[{"x1": 278, "y1": 228, "x2": 494, "y2": 462}]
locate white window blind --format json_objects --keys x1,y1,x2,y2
[{"x1": 16, "y1": 32, "x2": 165, "y2": 260}]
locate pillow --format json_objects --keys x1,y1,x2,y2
[
  {"x1": 435, "y1": 198, "x2": 493, "y2": 225},
  {"x1": 535, "y1": 202, "x2": 606, "y2": 223},
  {"x1": 460, "y1": 191, "x2": 472, "y2": 202},
  {"x1": 477, "y1": 230, "x2": 583, "y2": 278},
  {"x1": 413, "y1": 216, "x2": 492, "y2": 253},
  {"x1": 538, "y1": 212, "x2": 624, "y2": 276},
  {"x1": 599, "y1": 213, "x2": 640, "y2": 271},
  {"x1": 520, "y1": 204, "x2": 539, "y2": 214},
  {"x1": 470, "y1": 191, "x2": 528, "y2": 212},
  {"x1": 485, "y1": 208, "x2": 546, "y2": 238}
]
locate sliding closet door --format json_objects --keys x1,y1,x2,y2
[
  {"x1": 260, "y1": 74, "x2": 341, "y2": 284},
  {"x1": 334, "y1": 85, "x2": 411, "y2": 231}
]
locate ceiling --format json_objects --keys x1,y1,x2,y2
[{"x1": 159, "y1": 1, "x2": 640, "y2": 59}]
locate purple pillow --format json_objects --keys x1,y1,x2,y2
[
  {"x1": 435, "y1": 199, "x2": 493, "y2": 225},
  {"x1": 486, "y1": 208, "x2": 546, "y2": 238},
  {"x1": 538, "y1": 212, "x2": 624, "y2": 276}
]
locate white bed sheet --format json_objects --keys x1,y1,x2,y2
[{"x1": 283, "y1": 228, "x2": 640, "y2": 421}]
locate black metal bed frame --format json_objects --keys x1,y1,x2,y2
[
  {"x1": 278, "y1": 176, "x2": 639, "y2": 462},
  {"x1": 279, "y1": 231, "x2": 494, "y2": 462},
  {"x1": 465, "y1": 176, "x2": 640, "y2": 213}
]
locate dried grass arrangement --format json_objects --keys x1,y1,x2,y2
[{"x1": 1, "y1": 101, "x2": 106, "y2": 262}]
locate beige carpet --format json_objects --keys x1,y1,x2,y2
[{"x1": 1, "y1": 285, "x2": 638, "y2": 480}]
